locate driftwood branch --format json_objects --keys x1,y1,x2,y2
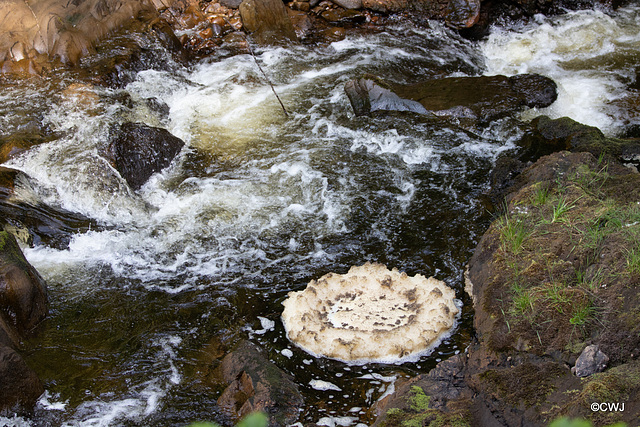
[{"x1": 245, "y1": 38, "x2": 289, "y2": 118}]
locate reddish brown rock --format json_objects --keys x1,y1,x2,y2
[
  {"x1": 0, "y1": 231, "x2": 48, "y2": 337},
  {"x1": 239, "y1": 0, "x2": 298, "y2": 45},
  {"x1": 215, "y1": 340, "x2": 303, "y2": 425},
  {"x1": 0, "y1": 344, "x2": 44, "y2": 414},
  {"x1": 0, "y1": 231, "x2": 47, "y2": 414}
]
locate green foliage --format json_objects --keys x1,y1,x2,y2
[
  {"x1": 533, "y1": 183, "x2": 550, "y2": 206},
  {"x1": 548, "y1": 417, "x2": 626, "y2": 427},
  {"x1": 626, "y1": 246, "x2": 640, "y2": 275},
  {"x1": 569, "y1": 302, "x2": 595, "y2": 326},
  {"x1": 187, "y1": 412, "x2": 268, "y2": 427},
  {"x1": 511, "y1": 283, "x2": 535, "y2": 315},
  {"x1": 498, "y1": 214, "x2": 530, "y2": 255},
  {"x1": 547, "y1": 195, "x2": 576, "y2": 224}
]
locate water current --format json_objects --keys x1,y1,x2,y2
[{"x1": 1, "y1": 4, "x2": 639, "y2": 426}]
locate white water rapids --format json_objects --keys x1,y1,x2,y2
[{"x1": 0, "y1": 4, "x2": 638, "y2": 426}]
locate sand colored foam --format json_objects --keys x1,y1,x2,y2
[{"x1": 281, "y1": 262, "x2": 459, "y2": 364}]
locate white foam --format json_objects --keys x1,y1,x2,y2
[
  {"x1": 317, "y1": 416, "x2": 358, "y2": 426},
  {"x1": 482, "y1": 6, "x2": 640, "y2": 135},
  {"x1": 0, "y1": 415, "x2": 32, "y2": 427},
  {"x1": 309, "y1": 379, "x2": 342, "y2": 391},
  {"x1": 38, "y1": 391, "x2": 68, "y2": 411},
  {"x1": 255, "y1": 316, "x2": 275, "y2": 334}
]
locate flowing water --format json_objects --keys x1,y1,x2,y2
[{"x1": 0, "y1": 4, "x2": 639, "y2": 426}]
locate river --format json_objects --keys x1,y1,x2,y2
[{"x1": 1, "y1": 4, "x2": 638, "y2": 426}]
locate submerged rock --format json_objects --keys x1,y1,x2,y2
[
  {"x1": 281, "y1": 262, "x2": 459, "y2": 364},
  {"x1": 107, "y1": 122, "x2": 185, "y2": 191},
  {"x1": 215, "y1": 340, "x2": 304, "y2": 425},
  {"x1": 345, "y1": 74, "x2": 557, "y2": 123},
  {"x1": 0, "y1": 344, "x2": 44, "y2": 415}
]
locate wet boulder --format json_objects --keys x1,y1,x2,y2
[
  {"x1": 345, "y1": 73, "x2": 557, "y2": 124},
  {"x1": 518, "y1": 115, "x2": 640, "y2": 165},
  {"x1": 0, "y1": 231, "x2": 47, "y2": 414},
  {"x1": 361, "y1": 0, "x2": 408, "y2": 13},
  {"x1": 392, "y1": 74, "x2": 557, "y2": 123},
  {"x1": 345, "y1": 75, "x2": 430, "y2": 117},
  {"x1": 0, "y1": 0, "x2": 158, "y2": 74},
  {"x1": 0, "y1": 344, "x2": 45, "y2": 415},
  {"x1": 214, "y1": 340, "x2": 304, "y2": 425},
  {"x1": 0, "y1": 231, "x2": 48, "y2": 337},
  {"x1": 107, "y1": 122, "x2": 185, "y2": 191},
  {"x1": 239, "y1": 0, "x2": 298, "y2": 45},
  {"x1": 330, "y1": 0, "x2": 363, "y2": 9},
  {"x1": 445, "y1": 0, "x2": 480, "y2": 29},
  {"x1": 0, "y1": 167, "x2": 101, "y2": 249}
]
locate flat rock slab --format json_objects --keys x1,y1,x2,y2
[{"x1": 346, "y1": 74, "x2": 557, "y2": 124}]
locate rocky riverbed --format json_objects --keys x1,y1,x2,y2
[{"x1": 1, "y1": 0, "x2": 639, "y2": 426}]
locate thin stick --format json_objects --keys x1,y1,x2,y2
[
  {"x1": 245, "y1": 38, "x2": 289, "y2": 118},
  {"x1": 23, "y1": 0, "x2": 46, "y2": 54}
]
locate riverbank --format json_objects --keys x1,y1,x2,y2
[{"x1": 372, "y1": 119, "x2": 640, "y2": 426}]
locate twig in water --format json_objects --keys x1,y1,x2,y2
[{"x1": 245, "y1": 38, "x2": 289, "y2": 118}]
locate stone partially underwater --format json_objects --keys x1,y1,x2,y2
[
  {"x1": 281, "y1": 262, "x2": 460, "y2": 364},
  {"x1": 0, "y1": 231, "x2": 48, "y2": 414},
  {"x1": 345, "y1": 73, "x2": 558, "y2": 124}
]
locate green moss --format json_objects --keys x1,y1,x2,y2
[
  {"x1": 479, "y1": 362, "x2": 565, "y2": 407},
  {"x1": 409, "y1": 386, "x2": 430, "y2": 412},
  {"x1": 381, "y1": 386, "x2": 471, "y2": 427},
  {"x1": 0, "y1": 230, "x2": 31, "y2": 271},
  {"x1": 579, "y1": 360, "x2": 640, "y2": 404},
  {"x1": 428, "y1": 413, "x2": 470, "y2": 427},
  {"x1": 402, "y1": 414, "x2": 427, "y2": 427}
]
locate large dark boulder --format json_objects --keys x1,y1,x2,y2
[
  {"x1": 0, "y1": 167, "x2": 100, "y2": 249},
  {"x1": 0, "y1": 231, "x2": 47, "y2": 337},
  {"x1": 0, "y1": 231, "x2": 47, "y2": 414},
  {"x1": 345, "y1": 75, "x2": 430, "y2": 117},
  {"x1": 345, "y1": 74, "x2": 557, "y2": 124},
  {"x1": 214, "y1": 340, "x2": 304, "y2": 426},
  {"x1": 107, "y1": 122, "x2": 185, "y2": 191},
  {"x1": 518, "y1": 115, "x2": 640, "y2": 163}
]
